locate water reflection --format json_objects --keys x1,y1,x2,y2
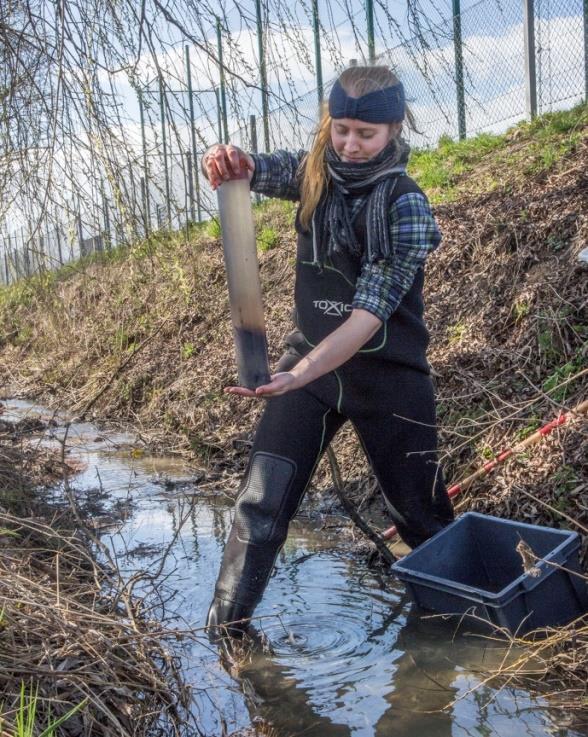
[{"x1": 3, "y1": 399, "x2": 586, "y2": 737}]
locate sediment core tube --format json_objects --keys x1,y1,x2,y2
[{"x1": 217, "y1": 172, "x2": 271, "y2": 389}]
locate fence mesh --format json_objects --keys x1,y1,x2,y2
[{"x1": 1, "y1": 0, "x2": 586, "y2": 285}]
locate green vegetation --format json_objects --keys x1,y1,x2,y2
[
  {"x1": 515, "y1": 418, "x2": 541, "y2": 442},
  {"x1": 257, "y1": 226, "x2": 279, "y2": 252},
  {"x1": 542, "y1": 352, "x2": 585, "y2": 403},
  {"x1": 410, "y1": 131, "x2": 504, "y2": 200},
  {"x1": 410, "y1": 102, "x2": 587, "y2": 203},
  {"x1": 447, "y1": 321, "x2": 467, "y2": 345},
  {"x1": 512, "y1": 297, "x2": 531, "y2": 322},
  {"x1": 206, "y1": 217, "x2": 221, "y2": 239},
  {"x1": 7, "y1": 682, "x2": 87, "y2": 737},
  {"x1": 181, "y1": 341, "x2": 195, "y2": 359}
]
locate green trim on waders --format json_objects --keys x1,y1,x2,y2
[{"x1": 298, "y1": 261, "x2": 388, "y2": 353}]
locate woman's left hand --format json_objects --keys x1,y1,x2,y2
[{"x1": 224, "y1": 372, "x2": 298, "y2": 398}]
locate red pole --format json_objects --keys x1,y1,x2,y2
[{"x1": 382, "y1": 399, "x2": 588, "y2": 541}]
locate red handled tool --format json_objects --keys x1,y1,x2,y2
[{"x1": 383, "y1": 398, "x2": 588, "y2": 540}]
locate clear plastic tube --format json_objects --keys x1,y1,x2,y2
[{"x1": 217, "y1": 173, "x2": 271, "y2": 389}]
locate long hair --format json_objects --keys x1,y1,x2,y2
[{"x1": 298, "y1": 65, "x2": 416, "y2": 230}]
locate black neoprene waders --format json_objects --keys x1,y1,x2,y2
[{"x1": 206, "y1": 357, "x2": 454, "y2": 635}]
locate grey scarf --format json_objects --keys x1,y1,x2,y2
[{"x1": 311, "y1": 137, "x2": 410, "y2": 265}]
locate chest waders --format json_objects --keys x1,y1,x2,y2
[{"x1": 206, "y1": 175, "x2": 454, "y2": 638}]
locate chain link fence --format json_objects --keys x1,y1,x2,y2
[{"x1": 1, "y1": 0, "x2": 586, "y2": 285}]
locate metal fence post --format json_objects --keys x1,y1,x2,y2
[
  {"x1": 77, "y1": 212, "x2": 84, "y2": 258},
  {"x1": 366, "y1": 0, "x2": 375, "y2": 64},
  {"x1": 523, "y1": 0, "x2": 537, "y2": 119},
  {"x1": 214, "y1": 87, "x2": 223, "y2": 143},
  {"x1": 194, "y1": 151, "x2": 202, "y2": 222},
  {"x1": 250, "y1": 115, "x2": 261, "y2": 205},
  {"x1": 584, "y1": 0, "x2": 588, "y2": 102},
  {"x1": 186, "y1": 150, "x2": 195, "y2": 223},
  {"x1": 452, "y1": 0, "x2": 466, "y2": 140},
  {"x1": 55, "y1": 223, "x2": 63, "y2": 265},
  {"x1": 138, "y1": 92, "x2": 152, "y2": 229},
  {"x1": 12, "y1": 248, "x2": 19, "y2": 280},
  {"x1": 140, "y1": 177, "x2": 149, "y2": 235},
  {"x1": 45, "y1": 220, "x2": 53, "y2": 269},
  {"x1": 39, "y1": 234, "x2": 46, "y2": 271},
  {"x1": 185, "y1": 44, "x2": 200, "y2": 222},
  {"x1": 255, "y1": 0, "x2": 270, "y2": 151},
  {"x1": 312, "y1": 0, "x2": 324, "y2": 108},
  {"x1": 250, "y1": 114, "x2": 258, "y2": 153},
  {"x1": 103, "y1": 194, "x2": 112, "y2": 249},
  {"x1": 5, "y1": 235, "x2": 12, "y2": 283},
  {"x1": 21, "y1": 229, "x2": 31, "y2": 276},
  {"x1": 217, "y1": 18, "x2": 229, "y2": 144},
  {"x1": 159, "y1": 75, "x2": 172, "y2": 227},
  {"x1": 30, "y1": 230, "x2": 39, "y2": 274}
]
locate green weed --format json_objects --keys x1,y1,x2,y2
[
  {"x1": 181, "y1": 342, "x2": 195, "y2": 359},
  {"x1": 112, "y1": 327, "x2": 131, "y2": 353},
  {"x1": 546, "y1": 233, "x2": 568, "y2": 252},
  {"x1": 537, "y1": 327, "x2": 558, "y2": 363},
  {"x1": 14, "y1": 325, "x2": 33, "y2": 345},
  {"x1": 515, "y1": 418, "x2": 541, "y2": 442},
  {"x1": 13, "y1": 682, "x2": 87, "y2": 737},
  {"x1": 206, "y1": 218, "x2": 221, "y2": 239},
  {"x1": 513, "y1": 298, "x2": 531, "y2": 322},
  {"x1": 447, "y1": 322, "x2": 467, "y2": 345},
  {"x1": 257, "y1": 226, "x2": 279, "y2": 252},
  {"x1": 551, "y1": 465, "x2": 580, "y2": 516},
  {"x1": 542, "y1": 354, "x2": 584, "y2": 402}
]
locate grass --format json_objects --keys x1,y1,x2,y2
[
  {"x1": 542, "y1": 353, "x2": 585, "y2": 403},
  {"x1": 257, "y1": 225, "x2": 279, "y2": 252},
  {"x1": 4, "y1": 682, "x2": 88, "y2": 737},
  {"x1": 410, "y1": 102, "x2": 588, "y2": 203},
  {"x1": 410, "y1": 131, "x2": 504, "y2": 200}
]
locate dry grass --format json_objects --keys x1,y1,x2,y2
[
  {"x1": 0, "y1": 421, "x2": 196, "y2": 737},
  {"x1": 444, "y1": 611, "x2": 588, "y2": 721}
]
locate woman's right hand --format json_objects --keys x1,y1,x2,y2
[{"x1": 202, "y1": 144, "x2": 255, "y2": 190}]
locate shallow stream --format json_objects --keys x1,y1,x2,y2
[{"x1": 4, "y1": 399, "x2": 586, "y2": 737}]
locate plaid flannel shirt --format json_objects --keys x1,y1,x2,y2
[{"x1": 250, "y1": 150, "x2": 441, "y2": 322}]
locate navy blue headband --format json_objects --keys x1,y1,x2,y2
[{"x1": 328, "y1": 79, "x2": 405, "y2": 123}]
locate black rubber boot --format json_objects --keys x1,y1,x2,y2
[
  {"x1": 206, "y1": 451, "x2": 297, "y2": 641},
  {"x1": 206, "y1": 596, "x2": 254, "y2": 640}
]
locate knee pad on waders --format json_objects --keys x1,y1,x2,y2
[
  {"x1": 206, "y1": 452, "x2": 297, "y2": 639},
  {"x1": 234, "y1": 451, "x2": 298, "y2": 546}
]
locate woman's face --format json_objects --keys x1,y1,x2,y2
[{"x1": 330, "y1": 119, "x2": 401, "y2": 163}]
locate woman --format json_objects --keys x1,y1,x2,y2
[{"x1": 202, "y1": 65, "x2": 454, "y2": 636}]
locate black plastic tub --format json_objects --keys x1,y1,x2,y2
[{"x1": 392, "y1": 512, "x2": 588, "y2": 634}]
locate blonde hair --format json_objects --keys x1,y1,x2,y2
[{"x1": 298, "y1": 65, "x2": 416, "y2": 230}]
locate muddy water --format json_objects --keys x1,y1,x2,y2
[{"x1": 4, "y1": 399, "x2": 586, "y2": 737}]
